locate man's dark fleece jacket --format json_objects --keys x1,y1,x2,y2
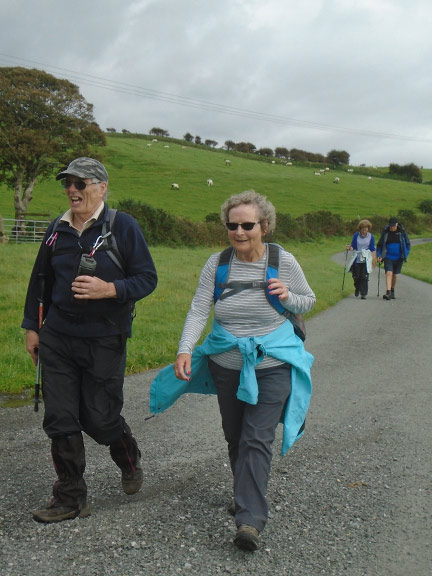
[{"x1": 22, "y1": 204, "x2": 157, "y2": 338}]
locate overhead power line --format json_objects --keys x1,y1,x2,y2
[{"x1": 1, "y1": 53, "x2": 431, "y2": 143}]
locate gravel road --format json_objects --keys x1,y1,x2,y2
[{"x1": 1, "y1": 251, "x2": 431, "y2": 576}]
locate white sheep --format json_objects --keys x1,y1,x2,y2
[
  {"x1": 225, "y1": 159, "x2": 231, "y2": 166},
  {"x1": 333, "y1": 177, "x2": 340, "y2": 184},
  {"x1": 171, "y1": 183, "x2": 179, "y2": 190},
  {"x1": 286, "y1": 162, "x2": 293, "y2": 166},
  {"x1": 207, "y1": 179, "x2": 214, "y2": 187},
  {"x1": 314, "y1": 172, "x2": 321, "y2": 176}
]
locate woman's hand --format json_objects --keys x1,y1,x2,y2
[
  {"x1": 174, "y1": 353, "x2": 192, "y2": 381},
  {"x1": 268, "y1": 278, "x2": 289, "y2": 302}
]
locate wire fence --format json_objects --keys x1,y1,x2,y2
[{"x1": 0, "y1": 218, "x2": 51, "y2": 244}]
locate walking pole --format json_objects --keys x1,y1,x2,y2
[
  {"x1": 341, "y1": 249, "x2": 348, "y2": 291},
  {"x1": 377, "y1": 262, "x2": 381, "y2": 297},
  {"x1": 34, "y1": 271, "x2": 45, "y2": 412}
]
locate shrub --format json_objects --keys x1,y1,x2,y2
[
  {"x1": 419, "y1": 199, "x2": 432, "y2": 214},
  {"x1": 296, "y1": 210, "x2": 346, "y2": 237}
]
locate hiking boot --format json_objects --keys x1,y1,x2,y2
[
  {"x1": 391, "y1": 290, "x2": 396, "y2": 299},
  {"x1": 32, "y1": 498, "x2": 90, "y2": 523},
  {"x1": 361, "y1": 295, "x2": 367, "y2": 300},
  {"x1": 121, "y1": 461, "x2": 143, "y2": 495},
  {"x1": 383, "y1": 291, "x2": 391, "y2": 300},
  {"x1": 354, "y1": 290, "x2": 360, "y2": 297},
  {"x1": 234, "y1": 524, "x2": 260, "y2": 551}
]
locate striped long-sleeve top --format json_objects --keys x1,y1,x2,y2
[{"x1": 177, "y1": 244, "x2": 316, "y2": 370}]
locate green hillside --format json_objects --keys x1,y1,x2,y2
[{"x1": 1, "y1": 134, "x2": 431, "y2": 222}]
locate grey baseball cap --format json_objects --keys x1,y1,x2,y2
[{"x1": 56, "y1": 157, "x2": 109, "y2": 182}]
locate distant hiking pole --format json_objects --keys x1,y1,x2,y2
[
  {"x1": 341, "y1": 250, "x2": 348, "y2": 291},
  {"x1": 377, "y1": 263, "x2": 381, "y2": 297}
]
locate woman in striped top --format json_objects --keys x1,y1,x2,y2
[{"x1": 173, "y1": 190, "x2": 315, "y2": 551}]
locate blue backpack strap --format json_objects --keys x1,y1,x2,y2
[
  {"x1": 266, "y1": 243, "x2": 306, "y2": 341},
  {"x1": 214, "y1": 246, "x2": 234, "y2": 302},
  {"x1": 265, "y1": 243, "x2": 286, "y2": 315}
]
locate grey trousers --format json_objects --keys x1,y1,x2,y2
[{"x1": 208, "y1": 359, "x2": 291, "y2": 532}]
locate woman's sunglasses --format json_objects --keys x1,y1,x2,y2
[
  {"x1": 60, "y1": 179, "x2": 101, "y2": 191},
  {"x1": 226, "y1": 221, "x2": 263, "y2": 231}
]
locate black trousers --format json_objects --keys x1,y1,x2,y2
[
  {"x1": 208, "y1": 359, "x2": 291, "y2": 532},
  {"x1": 39, "y1": 324, "x2": 127, "y2": 445},
  {"x1": 38, "y1": 325, "x2": 140, "y2": 506},
  {"x1": 351, "y1": 262, "x2": 369, "y2": 296}
]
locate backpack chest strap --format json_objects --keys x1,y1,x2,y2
[{"x1": 217, "y1": 280, "x2": 268, "y2": 300}]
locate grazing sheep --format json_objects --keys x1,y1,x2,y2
[
  {"x1": 286, "y1": 162, "x2": 293, "y2": 166},
  {"x1": 368, "y1": 176, "x2": 373, "y2": 181},
  {"x1": 225, "y1": 159, "x2": 231, "y2": 166},
  {"x1": 333, "y1": 177, "x2": 340, "y2": 184},
  {"x1": 207, "y1": 179, "x2": 214, "y2": 187},
  {"x1": 347, "y1": 168, "x2": 354, "y2": 173},
  {"x1": 171, "y1": 183, "x2": 180, "y2": 190},
  {"x1": 314, "y1": 172, "x2": 321, "y2": 176},
  {"x1": 164, "y1": 145, "x2": 169, "y2": 148},
  {"x1": 152, "y1": 138, "x2": 158, "y2": 142}
]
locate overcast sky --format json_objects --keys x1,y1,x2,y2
[{"x1": 1, "y1": 0, "x2": 432, "y2": 167}]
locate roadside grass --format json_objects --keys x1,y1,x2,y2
[
  {"x1": 0, "y1": 238, "x2": 343, "y2": 395},
  {"x1": 403, "y1": 242, "x2": 432, "y2": 284},
  {"x1": 1, "y1": 237, "x2": 430, "y2": 395}
]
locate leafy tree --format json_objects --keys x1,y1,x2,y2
[
  {"x1": 389, "y1": 163, "x2": 422, "y2": 183},
  {"x1": 183, "y1": 132, "x2": 194, "y2": 142},
  {"x1": 204, "y1": 139, "x2": 218, "y2": 148},
  {"x1": 0, "y1": 67, "x2": 106, "y2": 219},
  {"x1": 256, "y1": 148, "x2": 274, "y2": 157},
  {"x1": 290, "y1": 148, "x2": 308, "y2": 162},
  {"x1": 327, "y1": 149, "x2": 350, "y2": 167},
  {"x1": 106, "y1": 127, "x2": 117, "y2": 133},
  {"x1": 225, "y1": 140, "x2": 235, "y2": 150},
  {"x1": 195, "y1": 136, "x2": 202, "y2": 145},
  {"x1": 275, "y1": 147, "x2": 289, "y2": 159},
  {"x1": 149, "y1": 127, "x2": 169, "y2": 137},
  {"x1": 235, "y1": 142, "x2": 256, "y2": 154}
]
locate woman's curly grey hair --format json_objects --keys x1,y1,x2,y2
[{"x1": 220, "y1": 190, "x2": 276, "y2": 233}]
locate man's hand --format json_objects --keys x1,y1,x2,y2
[
  {"x1": 72, "y1": 276, "x2": 117, "y2": 300},
  {"x1": 25, "y1": 330, "x2": 39, "y2": 366}
]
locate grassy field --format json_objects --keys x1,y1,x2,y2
[
  {"x1": 1, "y1": 135, "x2": 432, "y2": 222},
  {"x1": 1, "y1": 135, "x2": 431, "y2": 396}
]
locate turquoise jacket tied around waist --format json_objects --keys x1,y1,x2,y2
[{"x1": 150, "y1": 319, "x2": 314, "y2": 455}]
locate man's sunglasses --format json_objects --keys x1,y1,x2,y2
[
  {"x1": 60, "y1": 179, "x2": 101, "y2": 191},
  {"x1": 226, "y1": 221, "x2": 263, "y2": 231}
]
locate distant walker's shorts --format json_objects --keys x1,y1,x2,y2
[{"x1": 384, "y1": 258, "x2": 403, "y2": 274}]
